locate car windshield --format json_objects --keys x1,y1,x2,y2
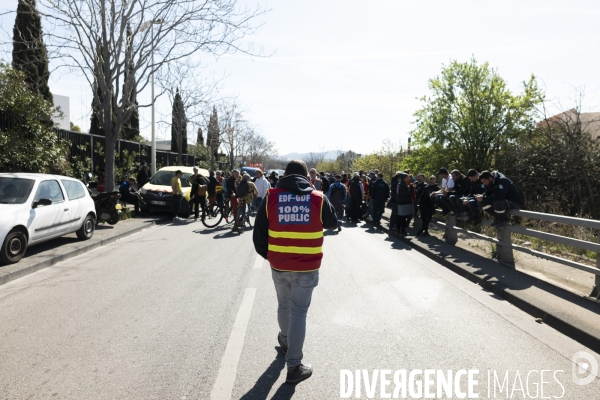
[
  {"x1": 241, "y1": 168, "x2": 257, "y2": 178},
  {"x1": 0, "y1": 177, "x2": 35, "y2": 204},
  {"x1": 149, "y1": 171, "x2": 191, "y2": 188}
]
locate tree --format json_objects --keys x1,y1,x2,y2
[
  {"x1": 245, "y1": 131, "x2": 276, "y2": 166},
  {"x1": 197, "y1": 127, "x2": 204, "y2": 146},
  {"x1": 37, "y1": 0, "x2": 265, "y2": 190},
  {"x1": 207, "y1": 106, "x2": 221, "y2": 170},
  {"x1": 411, "y1": 57, "x2": 542, "y2": 173},
  {"x1": 12, "y1": 0, "x2": 52, "y2": 102},
  {"x1": 218, "y1": 101, "x2": 250, "y2": 170},
  {"x1": 0, "y1": 64, "x2": 66, "y2": 173},
  {"x1": 121, "y1": 25, "x2": 140, "y2": 141},
  {"x1": 170, "y1": 88, "x2": 187, "y2": 161},
  {"x1": 89, "y1": 41, "x2": 116, "y2": 137},
  {"x1": 497, "y1": 96, "x2": 600, "y2": 219}
]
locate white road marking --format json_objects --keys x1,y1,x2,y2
[
  {"x1": 253, "y1": 256, "x2": 264, "y2": 269},
  {"x1": 210, "y1": 288, "x2": 257, "y2": 400}
]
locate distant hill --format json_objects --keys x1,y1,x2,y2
[{"x1": 277, "y1": 150, "x2": 345, "y2": 161}]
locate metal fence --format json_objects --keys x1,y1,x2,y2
[
  {"x1": 1, "y1": 109, "x2": 196, "y2": 170},
  {"x1": 436, "y1": 211, "x2": 600, "y2": 299},
  {"x1": 56, "y1": 129, "x2": 196, "y2": 171}
]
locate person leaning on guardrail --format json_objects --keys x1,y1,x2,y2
[{"x1": 477, "y1": 170, "x2": 523, "y2": 229}]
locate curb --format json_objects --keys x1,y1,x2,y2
[
  {"x1": 0, "y1": 221, "x2": 157, "y2": 287},
  {"x1": 372, "y1": 214, "x2": 600, "y2": 354}
]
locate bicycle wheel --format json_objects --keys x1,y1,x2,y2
[
  {"x1": 247, "y1": 203, "x2": 257, "y2": 228},
  {"x1": 202, "y1": 203, "x2": 223, "y2": 228}
]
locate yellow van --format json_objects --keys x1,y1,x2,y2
[{"x1": 139, "y1": 166, "x2": 209, "y2": 218}]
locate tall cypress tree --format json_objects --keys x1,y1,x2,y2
[
  {"x1": 12, "y1": 0, "x2": 52, "y2": 102},
  {"x1": 197, "y1": 127, "x2": 204, "y2": 146},
  {"x1": 207, "y1": 106, "x2": 220, "y2": 156},
  {"x1": 206, "y1": 106, "x2": 220, "y2": 170},
  {"x1": 171, "y1": 89, "x2": 187, "y2": 155},
  {"x1": 121, "y1": 25, "x2": 139, "y2": 141}
]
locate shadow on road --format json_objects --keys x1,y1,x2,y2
[{"x1": 240, "y1": 349, "x2": 290, "y2": 400}]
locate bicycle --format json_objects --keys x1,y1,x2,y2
[
  {"x1": 201, "y1": 196, "x2": 233, "y2": 228},
  {"x1": 235, "y1": 197, "x2": 257, "y2": 230}
]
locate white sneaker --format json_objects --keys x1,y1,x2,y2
[{"x1": 173, "y1": 217, "x2": 181, "y2": 222}]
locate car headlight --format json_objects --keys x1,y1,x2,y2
[{"x1": 140, "y1": 188, "x2": 147, "y2": 194}]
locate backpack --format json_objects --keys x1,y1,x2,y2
[
  {"x1": 237, "y1": 180, "x2": 249, "y2": 197},
  {"x1": 330, "y1": 184, "x2": 345, "y2": 202}
]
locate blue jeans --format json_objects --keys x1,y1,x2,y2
[{"x1": 271, "y1": 269, "x2": 319, "y2": 369}]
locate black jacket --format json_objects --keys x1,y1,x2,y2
[
  {"x1": 396, "y1": 181, "x2": 413, "y2": 205},
  {"x1": 370, "y1": 178, "x2": 390, "y2": 201},
  {"x1": 389, "y1": 180, "x2": 398, "y2": 204},
  {"x1": 349, "y1": 177, "x2": 362, "y2": 199},
  {"x1": 482, "y1": 171, "x2": 523, "y2": 205},
  {"x1": 207, "y1": 176, "x2": 219, "y2": 195},
  {"x1": 449, "y1": 175, "x2": 470, "y2": 197},
  {"x1": 417, "y1": 182, "x2": 439, "y2": 209},
  {"x1": 253, "y1": 175, "x2": 338, "y2": 260},
  {"x1": 226, "y1": 176, "x2": 237, "y2": 197},
  {"x1": 321, "y1": 176, "x2": 330, "y2": 194}
]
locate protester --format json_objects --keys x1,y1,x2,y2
[
  {"x1": 348, "y1": 174, "x2": 364, "y2": 223},
  {"x1": 389, "y1": 173, "x2": 400, "y2": 230},
  {"x1": 396, "y1": 172, "x2": 414, "y2": 236},
  {"x1": 136, "y1": 165, "x2": 150, "y2": 189},
  {"x1": 254, "y1": 170, "x2": 270, "y2": 210},
  {"x1": 227, "y1": 170, "x2": 240, "y2": 232},
  {"x1": 252, "y1": 160, "x2": 338, "y2": 384},
  {"x1": 309, "y1": 168, "x2": 321, "y2": 191},
  {"x1": 433, "y1": 168, "x2": 455, "y2": 215},
  {"x1": 187, "y1": 167, "x2": 209, "y2": 220},
  {"x1": 370, "y1": 173, "x2": 390, "y2": 227},
  {"x1": 171, "y1": 170, "x2": 183, "y2": 222},
  {"x1": 320, "y1": 171, "x2": 330, "y2": 194},
  {"x1": 328, "y1": 175, "x2": 347, "y2": 231},
  {"x1": 478, "y1": 170, "x2": 523, "y2": 228},
  {"x1": 415, "y1": 175, "x2": 439, "y2": 236},
  {"x1": 119, "y1": 177, "x2": 141, "y2": 216}
]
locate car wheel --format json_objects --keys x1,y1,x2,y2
[
  {"x1": 0, "y1": 229, "x2": 28, "y2": 265},
  {"x1": 76, "y1": 214, "x2": 95, "y2": 240}
]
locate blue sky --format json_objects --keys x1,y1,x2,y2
[{"x1": 2, "y1": 0, "x2": 600, "y2": 156}]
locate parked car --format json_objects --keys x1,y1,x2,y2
[
  {"x1": 266, "y1": 169, "x2": 285, "y2": 178},
  {"x1": 0, "y1": 173, "x2": 96, "y2": 265},
  {"x1": 139, "y1": 166, "x2": 209, "y2": 217},
  {"x1": 241, "y1": 167, "x2": 261, "y2": 179}
]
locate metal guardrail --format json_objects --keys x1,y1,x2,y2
[{"x1": 438, "y1": 210, "x2": 600, "y2": 299}]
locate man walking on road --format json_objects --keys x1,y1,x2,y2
[{"x1": 253, "y1": 160, "x2": 338, "y2": 384}]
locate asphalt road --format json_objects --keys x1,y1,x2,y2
[{"x1": 0, "y1": 218, "x2": 598, "y2": 399}]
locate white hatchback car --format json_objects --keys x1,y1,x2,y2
[{"x1": 0, "y1": 173, "x2": 96, "y2": 265}]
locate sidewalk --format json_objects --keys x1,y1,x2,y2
[
  {"x1": 371, "y1": 206, "x2": 600, "y2": 353},
  {"x1": 0, "y1": 217, "x2": 160, "y2": 287}
]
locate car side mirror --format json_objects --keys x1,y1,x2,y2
[{"x1": 33, "y1": 198, "x2": 52, "y2": 208}]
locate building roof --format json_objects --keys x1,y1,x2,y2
[{"x1": 537, "y1": 109, "x2": 600, "y2": 140}]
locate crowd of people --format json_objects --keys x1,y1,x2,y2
[{"x1": 117, "y1": 162, "x2": 523, "y2": 236}]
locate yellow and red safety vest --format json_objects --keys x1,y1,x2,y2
[{"x1": 266, "y1": 188, "x2": 324, "y2": 272}]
